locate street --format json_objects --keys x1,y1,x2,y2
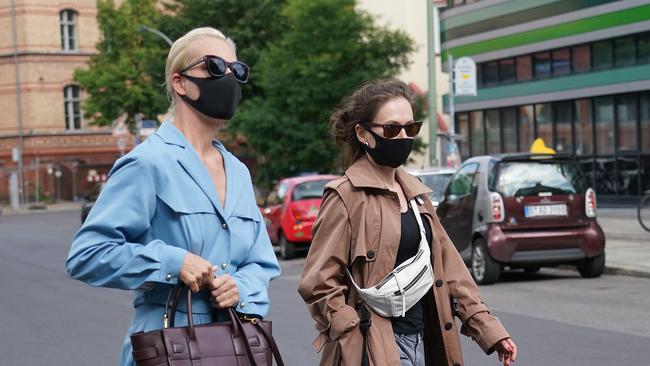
[{"x1": 1, "y1": 210, "x2": 649, "y2": 365}]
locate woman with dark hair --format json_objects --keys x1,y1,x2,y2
[{"x1": 299, "y1": 79, "x2": 517, "y2": 366}]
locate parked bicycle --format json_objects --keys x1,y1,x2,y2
[{"x1": 638, "y1": 190, "x2": 650, "y2": 232}]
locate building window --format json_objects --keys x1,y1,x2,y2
[
  {"x1": 594, "y1": 96, "x2": 614, "y2": 155},
  {"x1": 485, "y1": 109, "x2": 501, "y2": 154},
  {"x1": 554, "y1": 101, "x2": 573, "y2": 153},
  {"x1": 575, "y1": 99, "x2": 593, "y2": 155},
  {"x1": 499, "y1": 59, "x2": 515, "y2": 84},
  {"x1": 64, "y1": 85, "x2": 82, "y2": 130},
  {"x1": 614, "y1": 37, "x2": 636, "y2": 67},
  {"x1": 641, "y1": 93, "x2": 650, "y2": 152},
  {"x1": 572, "y1": 44, "x2": 591, "y2": 73},
  {"x1": 638, "y1": 33, "x2": 650, "y2": 64},
  {"x1": 535, "y1": 103, "x2": 553, "y2": 147},
  {"x1": 60, "y1": 9, "x2": 77, "y2": 51},
  {"x1": 533, "y1": 52, "x2": 551, "y2": 78},
  {"x1": 456, "y1": 113, "x2": 470, "y2": 159},
  {"x1": 470, "y1": 111, "x2": 484, "y2": 155},
  {"x1": 552, "y1": 48, "x2": 570, "y2": 76},
  {"x1": 502, "y1": 108, "x2": 517, "y2": 153},
  {"x1": 516, "y1": 55, "x2": 532, "y2": 81},
  {"x1": 616, "y1": 95, "x2": 638, "y2": 152},
  {"x1": 519, "y1": 105, "x2": 534, "y2": 151},
  {"x1": 592, "y1": 40, "x2": 613, "y2": 69},
  {"x1": 482, "y1": 61, "x2": 498, "y2": 86}
]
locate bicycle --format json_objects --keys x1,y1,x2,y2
[{"x1": 638, "y1": 190, "x2": 650, "y2": 232}]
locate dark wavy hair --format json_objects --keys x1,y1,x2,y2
[{"x1": 330, "y1": 79, "x2": 418, "y2": 168}]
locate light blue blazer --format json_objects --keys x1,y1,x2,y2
[{"x1": 66, "y1": 121, "x2": 281, "y2": 366}]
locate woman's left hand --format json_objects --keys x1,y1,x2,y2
[
  {"x1": 209, "y1": 274, "x2": 240, "y2": 309},
  {"x1": 494, "y1": 337, "x2": 517, "y2": 366}
]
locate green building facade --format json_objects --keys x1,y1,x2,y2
[{"x1": 441, "y1": 0, "x2": 650, "y2": 197}]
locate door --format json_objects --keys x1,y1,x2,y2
[
  {"x1": 263, "y1": 182, "x2": 289, "y2": 244},
  {"x1": 438, "y1": 163, "x2": 480, "y2": 252}
]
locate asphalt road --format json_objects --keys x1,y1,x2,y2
[{"x1": 1, "y1": 210, "x2": 648, "y2": 365}]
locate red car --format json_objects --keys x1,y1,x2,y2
[{"x1": 262, "y1": 174, "x2": 339, "y2": 259}]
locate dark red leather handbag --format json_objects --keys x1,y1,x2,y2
[{"x1": 130, "y1": 285, "x2": 284, "y2": 366}]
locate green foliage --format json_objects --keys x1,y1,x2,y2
[
  {"x1": 74, "y1": 0, "x2": 168, "y2": 129},
  {"x1": 160, "y1": 0, "x2": 288, "y2": 101},
  {"x1": 233, "y1": 0, "x2": 415, "y2": 188}
]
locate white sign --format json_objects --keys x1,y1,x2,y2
[
  {"x1": 12, "y1": 147, "x2": 19, "y2": 162},
  {"x1": 454, "y1": 57, "x2": 477, "y2": 96}
]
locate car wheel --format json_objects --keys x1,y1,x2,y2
[
  {"x1": 578, "y1": 253, "x2": 605, "y2": 278},
  {"x1": 279, "y1": 232, "x2": 295, "y2": 260},
  {"x1": 470, "y1": 238, "x2": 500, "y2": 285}
]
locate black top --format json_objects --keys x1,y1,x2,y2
[{"x1": 391, "y1": 205, "x2": 433, "y2": 335}]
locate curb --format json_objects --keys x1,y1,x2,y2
[
  {"x1": 2, "y1": 204, "x2": 82, "y2": 216},
  {"x1": 604, "y1": 265, "x2": 650, "y2": 279}
]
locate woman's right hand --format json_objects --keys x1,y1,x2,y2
[{"x1": 180, "y1": 253, "x2": 214, "y2": 292}]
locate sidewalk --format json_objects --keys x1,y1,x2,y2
[
  {"x1": 598, "y1": 207, "x2": 650, "y2": 278},
  {"x1": 2, "y1": 202, "x2": 648, "y2": 278},
  {"x1": 2, "y1": 201, "x2": 83, "y2": 216}
]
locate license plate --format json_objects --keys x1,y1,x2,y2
[{"x1": 524, "y1": 204, "x2": 567, "y2": 218}]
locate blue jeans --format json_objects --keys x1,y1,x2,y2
[{"x1": 394, "y1": 332, "x2": 425, "y2": 366}]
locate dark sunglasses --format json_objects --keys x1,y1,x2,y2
[
  {"x1": 367, "y1": 121, "x2": 423, "y2": 138},
  {"x1": 179, "y1": 55, "x2": 249, "y2": 83}
]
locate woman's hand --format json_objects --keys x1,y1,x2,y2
[
  {"x1": 494, "y1": 337, "x2": 517, "y2": 366},
  {"x1": 180, "y1": 253, "x2": 214, "y2": 292},
  {"x1": 209, "y1": 274, "x2": 240, "y2": 309}
]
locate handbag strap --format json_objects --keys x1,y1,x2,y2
[
  {"x1": 251, "y1": 320, "x2": 285, "y2": 366},
  {"x1": 166, "y1": 285, "x2": 259, "y2": 366},
  {"x1": 358, "y1": 305, "x2": 371, "y2": 366}
]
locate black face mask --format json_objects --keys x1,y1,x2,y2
[
  {"x1": 363, "y1": 129, "x2": 413, "y2": 168},
  {"x1": 180, "y1": 73, "x2": 242, "y2": 120}
]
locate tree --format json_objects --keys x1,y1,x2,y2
[
  {"x1": 160, "y1": 0, "x2": 288, "y2": 101},
  {"x1": 74, "y1": 0, "x2": 168, "y2": 130},
  {"x1": 233, "y1": 0, "x2": 415, "y2": 188}
]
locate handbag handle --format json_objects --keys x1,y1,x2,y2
[{"x1": 165, "y1": 285, "x2": 258, "y2": 366}]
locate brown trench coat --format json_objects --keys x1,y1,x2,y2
[{"x1": 298, "y1": 156, "x2": 510, "y2": 366}]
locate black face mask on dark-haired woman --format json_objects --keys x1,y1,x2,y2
[{"x1": 363, "y1": 129, "x2": 413, "y2": 168}]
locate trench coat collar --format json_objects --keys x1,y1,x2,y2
[
  {"x1": 155, "y1": 121, "x2": 230, "y2": 219},
  {"x1": 345, "y1": 155, "x2": 432, "y2": 201}
]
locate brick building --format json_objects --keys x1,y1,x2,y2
[{"x1": 0, "y1": 0, "x2": 132, "y2": 205}]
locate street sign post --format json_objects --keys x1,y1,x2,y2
[{"x1": 454, "y1": 57, "x2": 477, "y2": 96}]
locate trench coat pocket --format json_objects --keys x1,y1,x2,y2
[
  {"x1": 231, "y1": 205, "x2": 262, "y2": 222},
  {"x1": 329, "y1": 305, "x2": 360, "y2": 341}
]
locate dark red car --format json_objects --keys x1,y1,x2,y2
[
  {"x1": 437, "y1": 154, "x2": 605, "y2": 284},
  {"x1": 262, "y1": 174, "x2": 338, "y2": 259}
]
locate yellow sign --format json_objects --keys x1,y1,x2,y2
[{"x1": 530, "y1": 138, "x2": 556, "y2": 154}]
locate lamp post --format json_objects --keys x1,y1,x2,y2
[
  {"x1": 426, "y1": 0, "x2": 438, "y2": 167},
  {"x1": 138, "y1": 25, "x2": 173, "y2": 47}
]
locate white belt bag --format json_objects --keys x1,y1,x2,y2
[{"x1": 347, "y1": 199, "x2": 434, "y2": 318}]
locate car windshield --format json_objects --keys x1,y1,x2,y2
[
  {"x1": 494, "y1": 160, "x2": 588, "y2": 197},
  {"x1": 291, "y1": 180, "x2": 330, "y2": 201},
  {"x1": 419, "y1": 173, "x2": 453, "y2": 194}
]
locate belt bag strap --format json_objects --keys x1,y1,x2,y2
[{"x1": 346, "y1": 199, "x2": 434, "y2": 318}]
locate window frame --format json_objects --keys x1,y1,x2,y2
[
  {"x1": 60, "y1": 9, "x2": 78, "y2": 51},
  {"x1": 63, "y1": 85, "x2": 82, "y2": 130}
]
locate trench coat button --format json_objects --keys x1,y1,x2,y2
[
  {"x1": 435, "y1": 279, "x2": 444, "y2": 287},
  {"x1": 366, "y1": 250, "x2": 375, "y2": 259},
  {"x1": 166, "y1": 273, "x2": 173, "y2": 281},
  {"x1": 240, "y1": 302, "x2": 246, "y2": 308},
  {"x1": 221, "y1": 263, "x2": 228, "y2": 270},
  {"x1": 222, "y1": 223, "x2": 228, "y2": 229},
  {"x1": 445, "y1": 322, "x2": 453, "y2": 331}
]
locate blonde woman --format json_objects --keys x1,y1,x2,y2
[{"x1": 66, "y1": 27, "x2": 280, "y2": 366}]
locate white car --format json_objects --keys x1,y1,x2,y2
[{"x1": 408, "y1": 167, "x2": 456, "y2": 206}]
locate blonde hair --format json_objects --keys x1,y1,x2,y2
[{"x1": 164, "y1": 27, "x2": 237, "y2": 113}]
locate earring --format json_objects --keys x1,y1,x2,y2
[{"x1": 364, "y1": 141, "x2": 369, "y2": 146}]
